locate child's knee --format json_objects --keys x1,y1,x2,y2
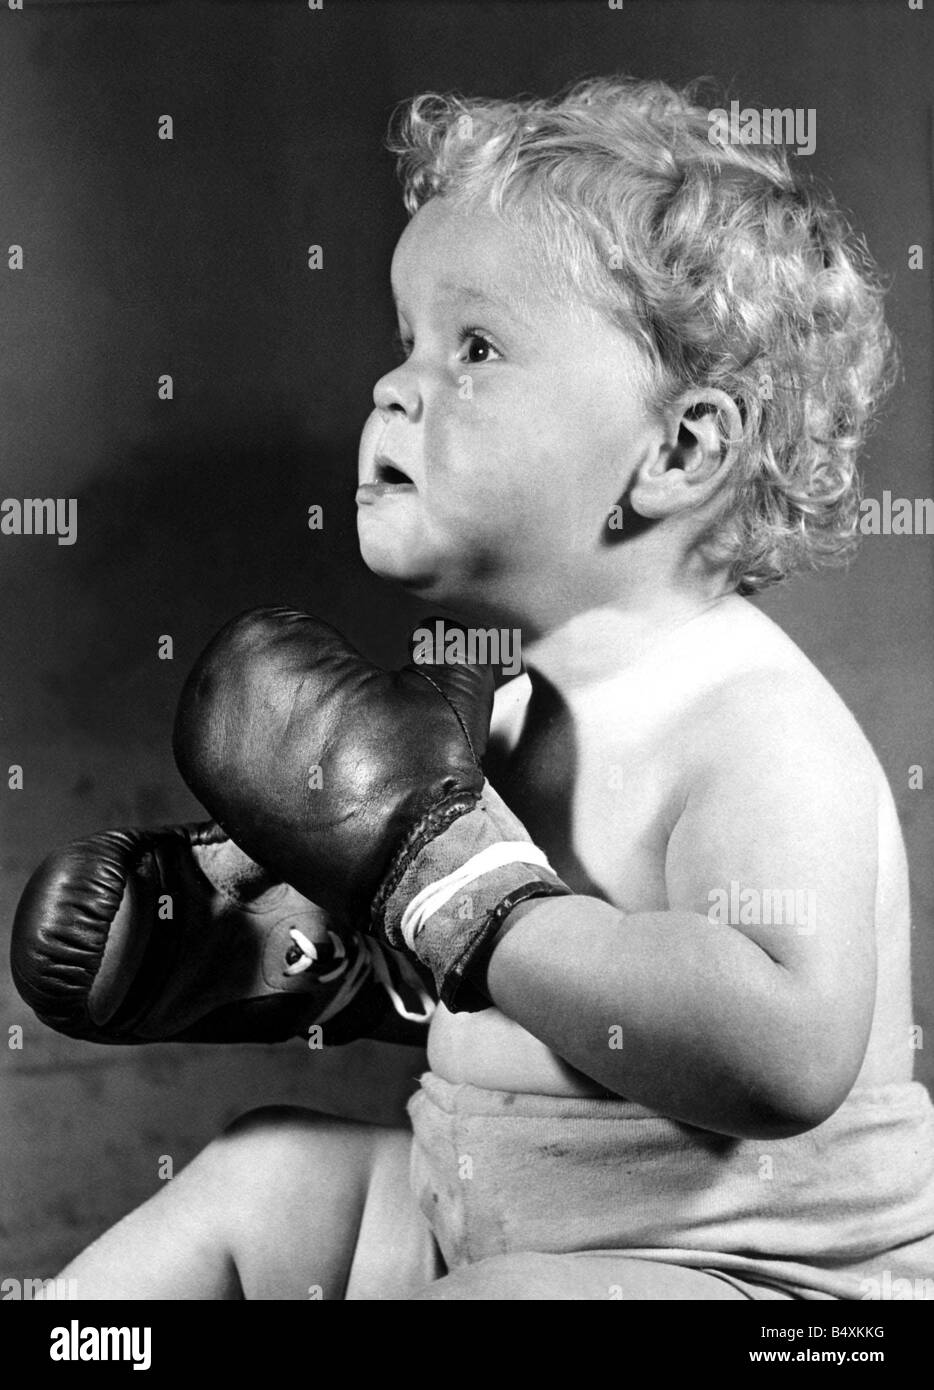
[
  {"x1": 211, "y1": 1105, "x2": 374, "y2": 1190},
  {"x1": 220, "y1": 1103, "x2": 325, "y2": 1149},
  {"x1": 203, "y1": 1107, "x2": 413, "y2": 1298}
]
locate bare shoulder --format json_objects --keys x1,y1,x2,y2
[
  {"x1": 683, "y1": 598, "x2": 884, "y2": 801},
  {"x1": 666, "y1": 597, "x2": 887, "y2": 981}
]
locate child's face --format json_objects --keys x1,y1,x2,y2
[{"x1": 357, "y1": 196, "x2": 659, "y2": 617}]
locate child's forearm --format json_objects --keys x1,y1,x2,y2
[{"x1": 484, "y1": 895, "x2": 855, "y2": 1139}]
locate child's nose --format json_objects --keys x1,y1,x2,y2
[{"x1": 373, "y1": 363, "x2": 421, "y2": 418}]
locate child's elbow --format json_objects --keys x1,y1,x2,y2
[
  {"x1": 754, "y1": 1094, "x2": 843, "y2": 1139},
  {"x1": 754, "y1": 1056, "x2": 861, "y2": 1138}
]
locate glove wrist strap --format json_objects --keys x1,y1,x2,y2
[
  {"x1": 398, "y1": 841, "x2": 552, "y2": 951},
  {"x1": 378, "y1": 781, "x2": 571, "y2": 1012}
]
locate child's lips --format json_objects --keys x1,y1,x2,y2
[
  {"x1": 356, "y1": 480, "x2": 417, "y2": 503},
  {"x1": 357, "y1": 453, "x2": 418, "y2": 502}
]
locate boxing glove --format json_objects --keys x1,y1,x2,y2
[
  {"x1": 11, "y1": 819, "x2": 433, "y2": 1046},
  {"x1": 173, "y1": 609, "x2": 571, "y2": 1012}
]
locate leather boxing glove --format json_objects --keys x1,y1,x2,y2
[
  {"x1": 11, "y1": 820, "x2": 433, "y2": 1046},
  {"x1": 173, "y1": 609, "x2": 571, "y2": 1012}
]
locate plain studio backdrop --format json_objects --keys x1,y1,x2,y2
[{"x1": 0, "y1": 0, "x2": 931, "y2": 1280}]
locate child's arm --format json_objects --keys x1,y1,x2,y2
[{"x1": 485, "y1": 671, "x2": 878, "y2": 1139}]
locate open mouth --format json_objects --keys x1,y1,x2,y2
[
  {"x1": 374, "y1": 454, "x2": 414, "y2": 486},
  {"x1": 357, "y1": 454, "x2": 418, "y2": 502},
  {"x1": 356, "y1": 454, "x2": 417, "y2": 505}
]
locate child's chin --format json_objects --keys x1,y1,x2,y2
[{"x1": 358, "y1": 532, "x2": 437, "y2": 593}]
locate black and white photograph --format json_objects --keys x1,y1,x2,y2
[{"x1": 1, "y1": 0, "x2": 931, "y2": 1352}]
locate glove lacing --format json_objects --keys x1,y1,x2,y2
[
  {"x1": 284, "y1": 928, "x2": 348, "y2": 983},
  {"x1": 285, "y1": 929, "x2": 435, "y2": 1025}
]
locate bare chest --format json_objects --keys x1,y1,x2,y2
[{"x1": 484, "y1": 681, "x2": 686, "y2": 913}]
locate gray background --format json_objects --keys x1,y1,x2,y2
[{"x1": 0, "y1": 0, "x2": 931, "y2": 1279}]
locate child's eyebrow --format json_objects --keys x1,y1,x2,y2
[{"x1": 392, "y1": 279, "x2": 529, "y2": 329}]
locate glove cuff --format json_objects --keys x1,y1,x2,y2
[{"x1": 376, "y1": 781, "x2": 571, "y2": 1012}]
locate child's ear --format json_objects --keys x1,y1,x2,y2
[{"x1": 630, "y1": 390, "x2": 743, "y2": 520}]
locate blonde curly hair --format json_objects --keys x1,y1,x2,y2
[{"x1": 386, "y1": 77, "x2": 897, "y2": 593}]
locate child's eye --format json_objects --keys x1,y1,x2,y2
[
  {"x1": 459, "y1": 327, "x2": 501, "y2": 364},
  {"x1": 390, "y1": 326, "x2": 501, "y2": 366}
]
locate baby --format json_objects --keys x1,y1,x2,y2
[{"x1": 20, "y1": 77, "x2": 934, "y2": 1300}]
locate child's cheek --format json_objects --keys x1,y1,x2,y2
[{"x1": 425, "y1": 384, "x2": 570, "y2": 533}]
